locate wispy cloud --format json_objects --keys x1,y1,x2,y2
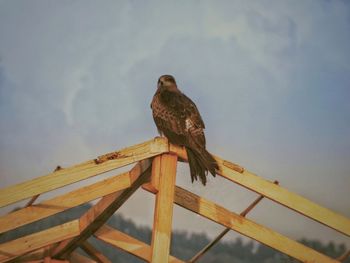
[{"x1": 0, "y1": 0, "x2": 349, "y2": 245}]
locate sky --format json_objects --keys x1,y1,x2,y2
[{"x1": 0, "y1": 0, "x2": 349, "y2": 249}]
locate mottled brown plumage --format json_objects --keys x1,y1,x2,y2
[{"x1": 151, "y1": 75, "x2": 218, "y2": 185}]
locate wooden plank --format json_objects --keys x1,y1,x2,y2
[
  {"x1": 170, "y1": 144, "x2": 350, "y2": 237},
  {"x1": 69, "y1": 252, "x2": 97, "y2": 263},
  {"x1": 151, "y1": 154, "x2": 178, "y2": 263},
  {"x1": 80, "y1": 241, "x2": 111, "y2": 263},
  {"x1": 0, "y1": 220, "x2": 80, "y2": 263},
  {"x1": 218, "y1": 161, "x2": 350, "y2": 237},
  {"x1": 188, "y1": 182, "x2": 279, "y2": 263},
  {"x1": 174, "y1": 186, "x2": 339, "y2": 263},
  {"x1": 337, "y1": 250, "x2": 350, "y2": 262},
  {"x1": 7, "y1": 247, "x2": 46, "y2": 262},
  {"x1": 142, "y1": 155, "x2": 161, "y2": 193},
  {"x1": 0, "y1": 171, "x2": 131, "y2": 234},
  {"x1": 0, "y1": 137, "x2": 168, "y2": 208},
  {"x1": 95, "y1": 225, "x2": 183, "y2": 263},
  {"x1": 53, "y1": 160, "x2": 152, "y2": 259}
]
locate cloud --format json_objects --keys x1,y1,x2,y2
[{"x1": 0, "y1": 0, "x2": 349, "y2": 245}]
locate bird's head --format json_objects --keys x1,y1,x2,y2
[{"x1": 157, "y1": 75, "x2": 178, "y2": 92}]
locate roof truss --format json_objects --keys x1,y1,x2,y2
[{"x1": 0, "y1": 137, "x2": 348, "y2": 262}]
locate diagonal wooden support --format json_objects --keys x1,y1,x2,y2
[
  {"x1": 189, "y1": 180, "x2": 279, "y2": 263},
  {"x1": 337, "y1": 250, "x2": 350, "y2": 262},
  {"x1": 0, "y1": 220, "x2": 80, "y2": 262},
  {"x1": 0, "y1": 137, "x2": 168, "y2": 208},
  {"x1": 150, "y1": 153, "x2": 178, "y2": 263},
  {"x1": 53, "y1": 160, "x2": 152, "y2": 259},
  {"x1": 25, "y1": 194, "x2": 40, "y2": 207},
  {"x1": 95, "y1": 225, "x2": 184, "y2": 263},
  {"x1": 174, "y1": 186, "x2": 339, "y2": 263},
  {"x1": 80, "y1": 241, "x2": 111, "y2": 263}
]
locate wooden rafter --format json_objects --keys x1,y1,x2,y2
[
  {"x1": 142, "y1": 183, "x2": 339, "y2": 262},
  {"x1": 53, "y1": 160, "x2": 152, "y2": 259},
  {"x1": 0, "y1": 220, "x2": 80, "y2": 262},
  {"x1": 95, "y1": 225, "x2": 183, "y2": 263},
  {"x1": 0, "y1": 137, "x2": 168, "y2": 208},
  {"x1": 170, "y1": 144, "x2": 350, "y2": 237},
  {"x1": 0, "y1": 171, "x2": 132, "y2": 234},
  {"x1": 188, "y1": 180, "x2": 279, "y2": 263},
  {"x1": 7, "y1": 247, "x2": 47, "y2": 262},
  {"x1": 173, "y1": 186, "x2": 339, "y2": 263},
  {"x1": 0, "y1": 138, "x2": 349, "y2": 262}
]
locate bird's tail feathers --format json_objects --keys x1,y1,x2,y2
[{"x1": 186, "y1": 147, "x2": 218, "y2": 186}]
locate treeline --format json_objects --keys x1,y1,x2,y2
[{"x1": 1, "y1": 204, "x2": 348, "y2": 262}]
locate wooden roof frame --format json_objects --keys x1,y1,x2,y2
[{"x1": 0, "y1": 137, "x2": 349, "y2": 262}]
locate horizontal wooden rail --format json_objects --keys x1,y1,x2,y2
[
  {"x1": 0, "y1": 137, "x2": 168, "y2": 208},
  {"x1": 170, "y1": 144, "x2": 350, "y2": 237},
  {"x1": 95, "y1": 225, "x2": 183, "y2": 263},
  {"x1": 0, "y1": 220, "x2": 80, "y2": 262},
  {"x1": 0, "y1": 171, "x2": 132, "y2": 234}
]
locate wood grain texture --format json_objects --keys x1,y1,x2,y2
[
  {"x1": 0, "y1": 172, "x2": 131, "y2": 234},
  {"x1": 217, "y1": 162, "x2": 350, "y2": 237},
  {"x1": 142, "y1": 155, "x2": 161, "y2": 193},
  {"x1": 0, "y1": 137, "x2": 168, "y2": 208},
  {"x1": 151, "y1": 154, "x2": 178, "y2": 263},
  {"x1": 170, "y1": 143, "x2": 350, "y2": 237},
  {"x1": 80, "y1": 241, "x2": 111, "y2": 263},
  {"x1": 95, "y1": 225, "x2": 183, "y2": 263},
  {"x1": 69, "y1": 252, "x2": 97, "y2": 263},
  {"x1": 174, "y1": 186, "x2": 339, "y2": 263},
  {"x1": 53, "y1": 160, "x2": 152, "y2": 259},
  {"x1": 0, "y1": 220, "x2": 80, "y2": 263}
]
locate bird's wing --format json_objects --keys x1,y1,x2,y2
[{"x1": 155, "y1": 90, "x2": 206, "y2": 147}]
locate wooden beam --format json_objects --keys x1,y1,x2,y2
[
  {"x1": 25, "y1": 194, "x2": 40, "y2": 207},
  {"x1": 0, "y1": 137, "x2": 168, "y2": 208},
  {"x1": 189, "y1": 180, "x2": 279, "y2": 263},
  {"x1": 218, "y1": 160, "x2": 350, "y2": 237},
  {"x1": 0, "y1": 220, "x2": 80, "y2": 262},
  {"x1": 151, "y1": 154, "x2": 178, "y2": 263},
  {"x1": 7, "y1": 247, "x2": 46, "y2": 262},
  {"x1": 0, "y1": 171, "x2": 132, "y2": 234},
  {"x1": 95, "y1": 225, "x2": 183, "y2": 263},
  {"x1": 337, "y1": 250, "x2": 350, "y2": 262},
  {"x1": 170, "y1": 144, "x2": 350, "y2": 237},
  {"x1": 53, "y1": 160, "x2": 152, "y2": 259},
  {"x1": 142, "y1": 155, "x2": 161, "y2": 193},
  {"x1": 80, "y1": 241, "x2": 111, "y2": 263},
  {"x1": 69, "y1": 252, "x2": 97, "y2": 263},
  {"x1": 174, "y1": 186, "x2": 339, "y2": 263},
  {"x1": 23, "y1": 168, "x2": 60, "y2": 210}
]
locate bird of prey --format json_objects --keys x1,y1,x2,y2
[{"x1": 151, "y1": 75, "x2": 218, "y2": 185}]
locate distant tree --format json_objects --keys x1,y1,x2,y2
[{"x1": 1, "y1": 205, "x2": 348, "y2": 263}]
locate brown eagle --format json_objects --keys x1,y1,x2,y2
[{"x1": 151, "y1": 75, "x2": 218, "y2": 185}]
